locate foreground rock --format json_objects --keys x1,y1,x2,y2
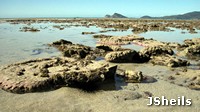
[
  {"x1": 0, "y1": 57, "x2": 117, "y2": 93},
  {"x1": 49, "y1": 39, "x2": 106, "y2": 60}
]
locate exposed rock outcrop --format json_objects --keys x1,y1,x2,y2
[
  {"x1": 184, "y1": 44, "x2": 200, "y2": 56},
  {"x1": 178, "y1": 38, "x2": 200, "y2": 60},
  {"x1": 150, "y1": 55, "x2": 190, "y2": 67},
  {"x1": 49, "y1": 39, "x2": 106, "y2": 60},
  {"x1": 0, "y1": 57, "x2": 117, "y2": 93},
  {"x1": 105, "y1": 50, "x2": 141, "y2": 63},
  {"x1": 140, "y1": 46, "x2": 174, "y2": 57}
]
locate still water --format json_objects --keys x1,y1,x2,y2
[{"x1": 0, "y1": 22, "x2": 199, "y2": 65}]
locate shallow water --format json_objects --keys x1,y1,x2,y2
[
  {"x1": 0, "y1": 22, "x2": 133, "y2": 65},
  {"x1": 139, "y1": 28, "x2": 200, "y2": 43},
  {"x1": 0, "y1": 22, "x2": 200, "y2": 65}
]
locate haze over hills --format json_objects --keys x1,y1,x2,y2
[{"x1": 141, "y1": 11, "x2": 200, "y2": 19}]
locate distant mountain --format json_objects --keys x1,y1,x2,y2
[
  {"x1": 141, "y1": 11, "x2": 200, "y2": 19},
  {"x1": 105, "y1": 13, "x2": 127, "y2": 18},
  {"x1": 140, "y1": 15, "x2": 152, "y2": 19}
]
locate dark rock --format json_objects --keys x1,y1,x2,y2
[
  {"x1": 52, "y1": 39, "x2": 72, "y2": 45},
  {"x1": 93, "y1": 34, "x2": 112, "y2": 38},
  {"x1": 82, "y1": 32, "x2": 96, "y2": 35}
]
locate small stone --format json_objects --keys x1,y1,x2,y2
[{"x1": 124, "y1": 70, "x2": 143, "y2": 83}]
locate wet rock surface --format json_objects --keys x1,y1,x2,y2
[
  {"x1": 98, "y1": 35, "x2": 145, "y2": 45},
  {"x1": 20, "y1": 26, "x2": 40, "y2": 32},
  {"x1": 0, "y1": 57, "x2": 117, "y2": 93},
  {"x1": 123, "y1": 70, "x2": 143, "y2": 83},
  {"x1": 105, "y1": 50, "x2": 142, "y2": 63},
  {"x1": 178, "y1": 38, "x2": 200, "y2": 60},
  {"x1": 140, "y1": 46, "x2": 174, "y2": 57},
  {"x1": 49, "y1": 39, "x2": 106, "y2": 60},
  {"x1": 82, "y1": 32, "x2": 96, "y2": 35},
  {"x1": 150, "y1": 54, "x2": 190, "y2": 67}
]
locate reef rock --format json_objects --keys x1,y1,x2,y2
[
  {"x1": 123, "y1": 70, "x2": 143, "y2": 83},
  {"x1": 105, "y1": 50, "x2": 142, "y2": 63},
  {"x1": 140, "y1": 46, "x2": 174, "y2": 57},
  {"x1": 93, "y1": 34, "x2": 112, "y2": 38},
  {"x1": 184, "y1": 38, "x2": 200, "y2": 46},
  {"x1": 0, "y1": 57, "x2": 117, "y2": 93},
  {"x1": 182, "y1": 44, "x2": 200, "y2": 57},
  {"x1": 49, "y1": 39, "x2": 106, "y2": 59},
  {"x1": 150, "y1": 54, "x2": 190, "y2": 67}
]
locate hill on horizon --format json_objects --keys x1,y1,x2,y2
[
  {"x1": 105, "y1": 13, "x2": 127, "y2": 18},
  {"x1": 141, "y1": 11, "x2": 200, "y2": 19}
]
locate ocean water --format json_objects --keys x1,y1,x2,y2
[
  {"x1": 0, "y1": 22, "x2": 200, "y2": 65},
  {"x1": 139, "y1": 28, "x2": 200, "y2": 43},
  {"x1": 0, "y1": 22, "x2": 133, "y2": 65}
]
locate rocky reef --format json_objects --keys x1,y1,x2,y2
[
  {"x1": 49, "y1": 39, "x2": 106, "y2": 60},
  {"x1": 105, "y1": 50, "x2": 148, "y2": 63},
  {"x1": 150, "y1": 54, "x2": 190, "y2": 67},
  {"x1": 178, "y1": 38, "x2": 200, "y2": 60}
]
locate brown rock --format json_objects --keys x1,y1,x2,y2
[
  {"x1": 105, "y1": 50, "x2": 141, "y2": 63},
  {"x1": 0, "y1": 57, "x2": 117, "y2": 93},
  {"x1": 140, "y1": 46, "x2": 174, "y2": 57},
  {"x1": 150, "y1": 54, "x2": 190, "y2": 67},
  {"x1": 123, "y1": 70, "x2": 143, "y2": 83}
]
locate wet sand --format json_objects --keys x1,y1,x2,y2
[{"x1": 0, "y1": 63, "x2": 199, "y2": 112}]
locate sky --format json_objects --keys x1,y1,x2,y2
[{"x1": 0, "y1": 0, "x2": 200, "y2": 18}]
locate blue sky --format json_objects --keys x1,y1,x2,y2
[{"x1": 0, "y1": 0, "x2": 199, "y2": 18}]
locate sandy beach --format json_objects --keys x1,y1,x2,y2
[{"x1": 0, "y1": 63, "x2": 199, "y2": 112}]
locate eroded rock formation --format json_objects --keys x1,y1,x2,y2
[{"x1": 0, "y1": 57, "x2": 117, "y2": 93}]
